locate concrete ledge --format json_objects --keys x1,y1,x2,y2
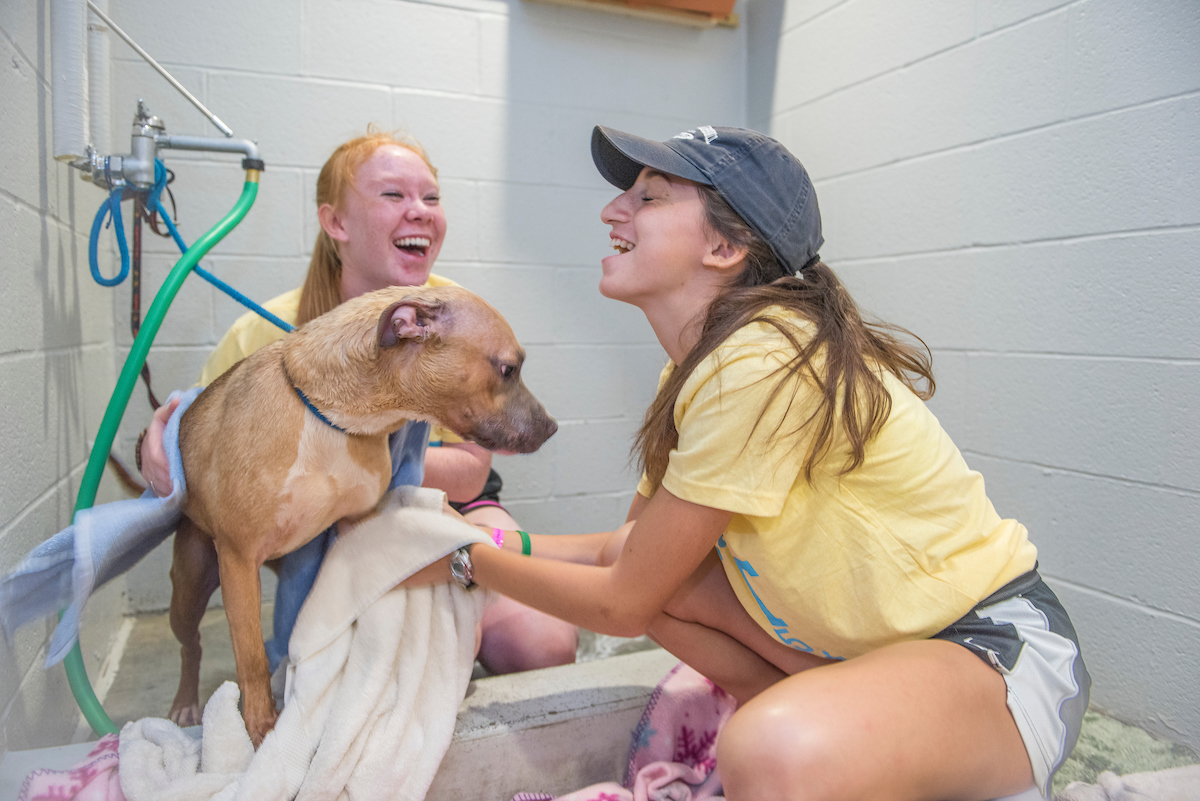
[
  {"x1": 0, "y1": 648, "x2": 678, "y2": 801},
  {"x1": 430, "y1": 648, "x2": 678, "y2": 801}
]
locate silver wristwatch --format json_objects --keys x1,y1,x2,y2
[{"x1": 449, "y1": 545, "x2": 476, "y2": 590}]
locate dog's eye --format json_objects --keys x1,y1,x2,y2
[{"x1": 499, "y1": 364, "x2": 516, "y2": 379}]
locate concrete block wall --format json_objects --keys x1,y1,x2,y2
[
  {"x1": 763, "y1": 0, "x2": 1200, "y2": 748},
  {"x1": 4, "y1": 0, "x2": 747, "y2": 748},
  {"x1": 100, "y1": 0, "x2": 746, "y2": 615},
  {"x1": 0, "y1": 0, "x2": 130, "y2": 750}
]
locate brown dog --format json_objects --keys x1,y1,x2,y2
[{"x1": 165, "y1": 285, "x2": 556, "y2": 746}]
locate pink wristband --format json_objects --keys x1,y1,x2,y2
[{"x1": 491, "y1": 527, "x2": 505, "y2": 549}]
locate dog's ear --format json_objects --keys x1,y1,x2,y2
[{"x1": 376, "y1": 298, "x2": 444, "y2": 352}]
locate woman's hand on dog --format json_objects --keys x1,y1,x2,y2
[{"x1": 140, "y1": 396, "x2": 181, "y2": 497}]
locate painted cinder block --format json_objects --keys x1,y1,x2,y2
[
  {"x1": 393, "y1": 92, "x2": 556, "y2": 185},
  {"x1": 208, "y1": 74, "x2": 392, "y2": 169},
  {"x1": 837, "y1": 228, "x2": 1200, "y2": 361},
  {"x1": 552, "y1": 419, "x2": 641, "y2": 496},
  {"x1": 780, "y1": 8, "x2": 1072, "y2": 181},
  {"x1": 111, "y1": 251, "x2": 218, "y2": 348},
  {"x1": 0, "y1": 202, "x2": 112, "y2": 356},
  {"x1": 0, "y1": 0, "x2": 48, "y2": 82},
  {"x1": 809, "y1": 94, "x2": 1200, "y2": 262},
  {"x1": 0, "y1": 354, "x2": 92, "y2": 528},
  {"x1": 772, "y1": 0, "x2": 975, "y2": 115},
  {"x1": 507, "y1": 491, "x2": 636, "y2": 537},
  {"x1": 966, "y1": 454, "x2": 1199, "y2": 621},
  {"x1": 1053, "y1": 581, "x2": 1200, "y2": 751},
  {"x1": 108, "y1": 0, "x2": 303, "y2": 74},
  {"x1": 138, "y1": 162, "x2": 306, "y2": 260},
  {"x1": 206, "y1": 255, "x2": 310, "y2": 335},
  {"x1": 552, "y1": 267, "x2": 657, "y2": 345},
  {"x1": 779, "y1": 0, "x2": 844, "y2": 36},
  {"x1": 475, "y1": 183, "x2": 612, "y2": 267},
  {"x1": 434, "y1": 263, "x2": 556, "y2": 345},
  {"x1": 110, "y1": 61, "x2": 213, "y2": 141},
  {"x1": 521, "y1": 345, "x2": 637, "y2": 421},
  {"x1": 954, "y1": 354, "x2": 1199, "y2": 492},
  {"x1": 427, "y1": 178, "x2": 480, "y2": 265},
  {"x1": 1066, "y1": 0, "x2": 1200, "y2": 117},
  {"x1": 975, "y1": 0, "x2": 1072, "y2": 34},
  {"x1": 0, "y1": 34, "x2": 47, "y2": 212},
  {"x1": 493, "y1": 3, "x2": 745, "y2": 121},
  {"x1": 302, "y1": 0, "x2": 481, "y2": 95}
]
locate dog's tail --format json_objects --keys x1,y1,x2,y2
[{"x1": 107, "y1": 452, "x2": 147, "y2": 497}]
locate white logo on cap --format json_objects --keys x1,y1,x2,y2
[{"x1": 673, "y1": 127, "x2": 719, "y2": 144}]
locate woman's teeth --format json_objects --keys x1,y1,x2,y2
[
  {"x1": 395, "y1": 236, "x2": 431, "y2": 254},
  {"x1": 611, "y1": 237, "x2": 634, "y2": 253}
]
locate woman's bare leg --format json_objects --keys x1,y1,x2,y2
[
  {"x1": 718, "y1": 639, "x2": 1035, "y2": 801},
  {"x1": 465, "y1": 504, "x2": 579, "y2": 674}
]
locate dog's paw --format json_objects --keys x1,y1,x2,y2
[
  {"x1": 244, "y1": 702, "x2": 279, "y2": 750},
  {"x1": 169, "y1": 702, "x2": 202, "y2": 728}
]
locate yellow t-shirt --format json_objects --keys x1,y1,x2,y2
[
  {"x1": 197, "y1": 274, "x2": 465, "y2": 444},
  {"x1": 638, "y1": 312, "x2": 1037, "y2": 661}
]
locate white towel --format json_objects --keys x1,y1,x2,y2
[{"x1": 119, "y1": 486, "x2": 490, "y2": 801}]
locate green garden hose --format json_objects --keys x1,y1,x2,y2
[{"x1": 64, "y1": 171, "x2": 260, "y2": 736}]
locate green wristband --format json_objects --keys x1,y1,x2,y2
[{"x1": 517, "y1": 530, "x2": 531, "y2": 556}]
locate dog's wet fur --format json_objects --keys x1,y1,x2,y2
[{"x1": 168, "y1": 286, "x2": 556, "y2": 746}]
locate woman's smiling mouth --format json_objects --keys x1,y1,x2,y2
[
  {"x1": 394, "y1": 236, "x2": 431, "y2": 256},
  {"x1": 611, "y1": 236, "x2": 635, "y2": 253}
]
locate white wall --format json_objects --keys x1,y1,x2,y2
[
  {"x1": 1, "y1": 0, "x2": 747, "y2": 746},
  {"x1": 763, "y1": 0, "x2": 1200, "y2": 748},
  {"x1": 0, "y1": 0, "x2": 129, "y2": 750}
]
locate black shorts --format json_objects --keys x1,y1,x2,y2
[
  {"x1": 448, "y1": 468, "x2": 508, "y2": 515},
  {"x1": 932, "y1": 569, "x2": 1091, "y2": 797}
]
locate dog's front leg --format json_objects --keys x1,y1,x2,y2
[{"x1": 215, "y1": 543, "x2": 277, "y2": 748}]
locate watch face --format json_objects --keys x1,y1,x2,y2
[{"x1": 450, "y1": 548, "x2": 474, "y2": 588}]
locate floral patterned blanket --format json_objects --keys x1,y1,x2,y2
[{"x1": 512, "y1": 662, "x2": 737, "y2": 801}]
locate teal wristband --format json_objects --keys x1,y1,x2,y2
[{"x1": 517, "y1": 530, "x2": 531, "y2": 556}]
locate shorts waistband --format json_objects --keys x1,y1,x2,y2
[{"x1": 977, "y1": 565, "x2": 1042, "y2": 609}]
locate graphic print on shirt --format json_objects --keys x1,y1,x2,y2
[{"x1": 718, "y1": 536, "x2": 843, "y2": 661}]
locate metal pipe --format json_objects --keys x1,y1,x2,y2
[
  {"x1": 86, "y1": 0, "x2": 110, "y2": 155},
  {"x1": 51, "y1": 0, "x2": 89, "y2": 161},
  {"x1": 85, "y1": 0, "x2": 234, "y2": 138},
  {"x1": 65, "y1": 171, "x2": 262, "y2": 735},
  {"x1": 156, "y1": 134, "x2": 260, "y2": 162}
]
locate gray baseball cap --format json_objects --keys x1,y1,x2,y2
[{"x1": 591, "y1": 125, "x2": 823, "y2": 275}]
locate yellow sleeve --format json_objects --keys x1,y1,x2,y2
[
  {"x1": 661, "y1": 323, "x2": 821, "y2": 518},
  {"x1": 429, "y1": 425, "x2": 465, "y2": 445},
  {"x1": 197, "y1": 288, "x2": 301, "y2": 387}
]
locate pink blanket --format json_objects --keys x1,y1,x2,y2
[
  {"x1": 18, "y1": 734, "x2": 125, "y2": 801},
  {"x1": 513, "y1": 662, "x2": 737, "y2": 801}
]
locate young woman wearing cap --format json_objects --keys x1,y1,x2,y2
[{"x1": 437, "y1": 126, "x2": 1089, "y2": 800}]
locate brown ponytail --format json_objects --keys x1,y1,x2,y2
[{"x1": 634, "y1": 186, "x2": 935, "y2": 489}]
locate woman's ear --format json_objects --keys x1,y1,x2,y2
[
  {"x1": 318, "y1": 203, "x2": 350, "y2": 243},
  {"x1": 701, "y1": 237, "x2": 749, "y2": 271}
]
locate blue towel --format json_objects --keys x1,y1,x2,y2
[
  {"x1": 0, "y1": 387, "x2": 202, "y2": 666},
  {"x1": 264, "y1": 420, "x2": 429, "y2": 672},
  {"x1": 0, "y1": 385, "x2": 429, "y2": 673}
]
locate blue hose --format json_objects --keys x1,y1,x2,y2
[
  {"x1": 86, "y1": 161, "x2": 292, "y2": 333},
  {"x1": 88, "y1": 185, "x2": 131, "y2": 287}
]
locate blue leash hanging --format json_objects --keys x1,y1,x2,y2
[{"x1": 87, "y1": 160, "x2": 293, "y2": 333}]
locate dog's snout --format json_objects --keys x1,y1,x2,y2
[{"x1": 468, "y1": 392, "x2": 557, "y2": 454}]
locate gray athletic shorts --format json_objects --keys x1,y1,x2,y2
[{"x1": 932, "y1": 569, "x2": 1091, "y2": 799}]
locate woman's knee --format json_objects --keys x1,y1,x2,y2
[{"x1": 717, "y1": 699, "x2": 841, "y2": 801}]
